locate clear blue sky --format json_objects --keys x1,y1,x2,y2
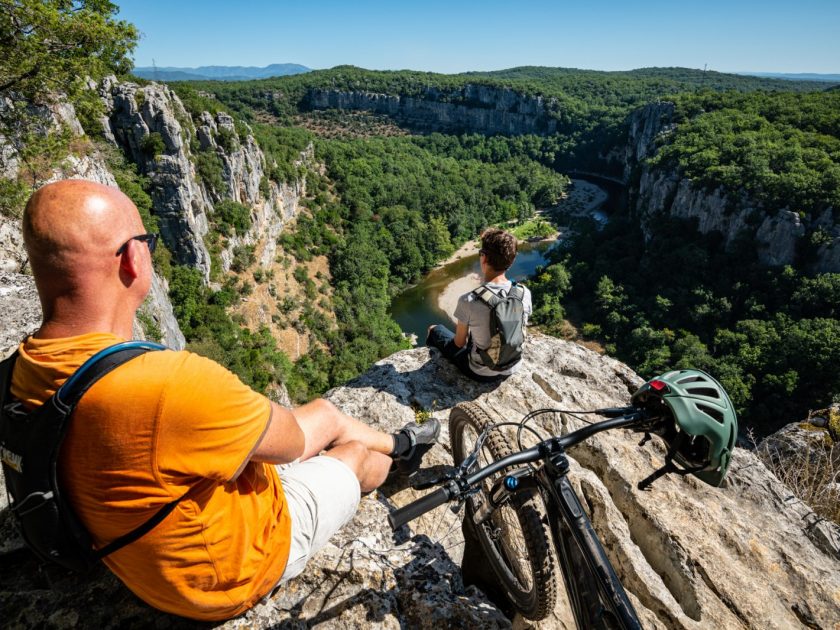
[{"x1": 117, "y1": 0, "x2": 840, "y2": 74}]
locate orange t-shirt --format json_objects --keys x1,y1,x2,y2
[{"x1": 11, "y1": 333, "x2": 292, "y2": 621}]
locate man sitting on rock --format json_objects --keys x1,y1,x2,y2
[
  {"x1": 426, "y1": 228, "x2": 532, "y2": 382},
  {"x1": 7, "y1": 179, "x2": 439, "y2": 621}
]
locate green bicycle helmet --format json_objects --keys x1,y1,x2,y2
[{"x1": 632, "y1": 369, "x2": 737, "y2": 486}]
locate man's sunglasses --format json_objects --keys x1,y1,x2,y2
[{"x1": 116, "y1": 233, "x2": 159, "y2": 256}]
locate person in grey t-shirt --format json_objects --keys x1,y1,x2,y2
[{"x1": 426, "y1": 228, "x2": 532, "y2": 382}]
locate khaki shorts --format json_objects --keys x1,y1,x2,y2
[{"x1": 276, "y1": 455, "x2": 361, "y2": 581}]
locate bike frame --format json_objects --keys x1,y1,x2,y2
[
  {"x1": 389, "y1": 409, "x2": 658, "y2": 630},
  {"x1": 473, "y1": 413, "x2": 644, "y2": 629}
]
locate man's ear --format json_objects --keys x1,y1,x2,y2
[{"x1": 118, "y1": 238, "x2": 141, "y2": 280}]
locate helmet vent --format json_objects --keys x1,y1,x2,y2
[
  {"x1": 677, "y1": 374, "x2": 709, "y2": 385},
  {"x1": 686, "y1": 387, "x2": 720, "y2": 399},
  {"x1": 696, "y1": 403, "x2": 725, "y2": 424}
]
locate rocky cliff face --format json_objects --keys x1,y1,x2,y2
[
  {"x1": 625, "y1": 102, "x2": 840, "y2": 272},
  {"x1": 101, "y1": 78, "x2": 214, "y2": 279},
  {"x1": 2, "y1": 334, "x2": 838, "y2": 628},
  {"x1": 102, "y1": 78, "x2": 308, "y2": 280},
  {"x1": 306, "y1": 84, "x2": 559, "y2": 135},
  {"x1": 194, "y1": 109, "x2": 310, "y2": 272}
]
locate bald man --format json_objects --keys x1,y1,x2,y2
[{"x1": 7, "y1": 180, "x2": 439, "y2": 620}]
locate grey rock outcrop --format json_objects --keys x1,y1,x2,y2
[
  {"x1": 194, "y1": 110, "x2": 310, "y2": 272},
  {"x1": 2, "y1": 334, "x2": 838, "y2": 628},
  {"x1": 623, "y1": 101, "x2": 675, "y2": 182},
  {"x1": 0, "y1": 273, "x2": 41, "y2": 358},
  {"x1": 135, "y1": 272, "x2": 187, "y2": 349},
  {"x1": 626, "y1": 103, "x2": 839, "y2": 272},
  {"x1": 0, "y1": 214, "x2": 26, "y2": 274},
  {"x1": 100, "y1": 77, "x2": 308, "y2": 280},
  {"x1": 101, "y1": 78, "x2": 213, "y2": 279},
  {"x1": 307, "y1": 85, "x2": 558, "y2": 136}
]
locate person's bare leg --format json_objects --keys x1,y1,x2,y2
[
  {"x1": 322, "y1": 441, "x2": 392, "y2": 493},
  {"x1": 293, "y1": 399, "x2": 395, "y2": 461}
]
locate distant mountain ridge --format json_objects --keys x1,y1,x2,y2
[
  {"x1": 132, "y1": 63, "x2": 310, "y2": 82},
  {"x1": 737, "y1": 71, "x2": 840, "y2": 82}
]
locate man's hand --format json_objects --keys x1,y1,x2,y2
[{"x1": 251, "y1": 402, "x2": 305, "y2": 464}]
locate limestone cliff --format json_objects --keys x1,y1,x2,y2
[
  {"x1": 1, "y1": 334, "x2": 838, "y2": 628},
  {"x1": 193, "y1": 109, "x2": 310, "y2": 272},
  {"x1": 102, "y1": 78, "x2": 309, "y2": 280},
  {"x1": 101, "y1": 78, "x2": 214, "y2": 278},
  {"x1": 624, "y1": 102, "x2": 840, "y2": 272},
  {"x1": 306, "y1": 84, "x2": 559, "y2": 135}
]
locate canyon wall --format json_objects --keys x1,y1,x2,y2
[
  {"x1": 625, "y1": 101, "x2": 840, "y2": 272},
  {"x1": 306, "y1": 84, "x2": 559, "y2": 135}
]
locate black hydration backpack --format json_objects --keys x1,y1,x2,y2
[
  {"x1": 0, "y1": 341, "x2": 181, "y2": 572},
  {"x1": 472, "y1": 282, "x2": 526, "y2": 371}
]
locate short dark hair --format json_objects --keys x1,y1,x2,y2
[{"x1": 480, "y1": 228, "x2": 517, "y2": 271}]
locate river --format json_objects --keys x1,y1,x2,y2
[{"x1": 390, "y1": 176, "x2": 623, "y2": 343}]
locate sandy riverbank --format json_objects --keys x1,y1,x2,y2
[
  {"x1": 437, "y1": 272, "x2": 482, "y2": 322},
  {"x1": 434, "y1": 239, "x2": 481, "y2": 269}
]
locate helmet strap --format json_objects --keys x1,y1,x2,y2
[{"x1": 637, "y1": 446, "x2": 707, "y2": 491}]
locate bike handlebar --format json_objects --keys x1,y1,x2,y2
[
  {"x1": 388, "y1": 486, "x2": 452, "y2": 529},
  {"x1": 388, "y1": 408, "x2": 651, "y2": 530}
]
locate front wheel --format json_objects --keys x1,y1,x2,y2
[{"x1": 449, "y1": 402, "x2": 557, "y2": 620}]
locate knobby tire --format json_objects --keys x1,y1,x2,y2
[{"x1": 449, "y1": 402, "x2": 557, "y2": 621}]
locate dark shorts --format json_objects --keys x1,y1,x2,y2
[{"x1": 425, "y1": 325, "x2": 504, "y2": 383}]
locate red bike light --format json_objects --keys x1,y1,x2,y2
[{"x1": 649, "y1": 379, "x2": 668, "y2": 392}]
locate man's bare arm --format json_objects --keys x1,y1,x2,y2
[
  {"x1": 251, "y1": 402, "x2": 306, "y2": 464},
  {"x1": 454, "y1": 321, "x2": 469, "y2": 348}
]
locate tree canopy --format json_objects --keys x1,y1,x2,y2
[{"x1": 0, "y1": 0, "x2": 137, "y2": 101}]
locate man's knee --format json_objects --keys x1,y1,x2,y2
[
  {"x1": 323, "y1": 440, "x2": 368, "y2": 477},
  {"x1": 311, "y1": 397, "x2": 338, "y2": 416}
]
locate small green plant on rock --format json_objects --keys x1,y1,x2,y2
[{"x1": 140, "y1": 132, "x2": 165, "y2": 159}]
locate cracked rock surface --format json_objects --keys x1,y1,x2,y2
[{"x1": 1, "y1": 334, "x2": 839, "y2": 628}]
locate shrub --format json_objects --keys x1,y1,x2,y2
[
  {"x1": 293, "y1": 265, "x2": 308, "y2": 284},
  {"x1": 141, "y1": 132, "x2": 165, "y2": 159},
  {"x1": 231, "y1": 245, "x2": 255, "y2": 272},
  {"x1": 136, "y1": 310, "x2": 162, "y2": 343},
  {"x1": 194, "y1": 149, "x2": 226, "y2": 196},
  {"x1": 214, "y1": 200, "x2": 252, "y2": 236},
  {"x1": 216, "y1": 126, "x2": 238, "y2": 153}
]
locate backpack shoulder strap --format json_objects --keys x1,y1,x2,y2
[
  {"x1": 509, "y1": 283, "x2": 526, "y2": 300},
  {"x1": 56, "y1": 341, "x2": 166, "y2": 409},
  {"x1": 48, "y1": 341, "x2": 168, "y2": 561},
  {"x1": 472, "y1": 284, "x2": 503, "y2": 308}
]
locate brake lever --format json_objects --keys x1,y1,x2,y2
[
  {"x1": 411, "y1": 466, "x2": 458, "y2": 490},
  {"x1": 450, "y1": 496, "x2": 466, "y2": 515},
  {"x1": 459, "y1": 450, "x2": 479, "y2": 476}
]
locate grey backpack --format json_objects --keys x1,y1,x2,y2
[{"x1": 472, "y1": 282, "x2": 526, "y2": 371}]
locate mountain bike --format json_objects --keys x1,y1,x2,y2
[{"x1": 388, "y1": 369, "x2": 737, "y2": 629}]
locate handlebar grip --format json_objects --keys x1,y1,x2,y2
[{"x1": 388, "y1": 487, "x2": 451, "y2": 530}]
